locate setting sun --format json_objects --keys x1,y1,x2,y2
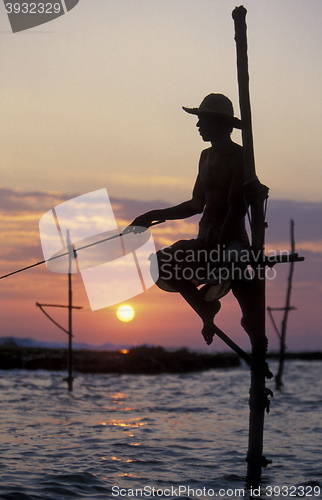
[{"x1": 116, "y1": 304, "x2": 135, "y2": 322}]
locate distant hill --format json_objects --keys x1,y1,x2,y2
[{"x1": 0, "y1": 336, "x2": 132, "y2": 351}]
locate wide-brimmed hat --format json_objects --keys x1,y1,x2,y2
[{"x1": 182, "y1": 93, "x2": 242, "y2": 129}]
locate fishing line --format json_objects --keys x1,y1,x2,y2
[{"x1": 0, "y1": 220, "x2": 165, "y2": 280}]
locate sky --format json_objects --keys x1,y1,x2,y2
[{"x1": 0, "y1": 0, "x2": 321, "y2": 352}]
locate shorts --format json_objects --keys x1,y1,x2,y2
[{"x1": 152, "y1": 222, "x2": 251, "y2": 300}]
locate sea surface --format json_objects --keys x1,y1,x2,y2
[{"x1": 0, "y1": 360, "x2": 321, "y2": 500}]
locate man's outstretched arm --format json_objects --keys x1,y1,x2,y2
[{"x1": 127, "y1": 173, "x2": 205, "y2": 230}]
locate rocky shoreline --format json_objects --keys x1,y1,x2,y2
[
  {"x1": 0, "y1": 345, "x2": 241, "y2": 374},
  {"x1": 0, "y1": 345, "x2": 320, "y2": 375}
]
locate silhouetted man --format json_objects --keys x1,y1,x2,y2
[{"x1": 128, "y1": 94, "x2": 252, "y2": 345}]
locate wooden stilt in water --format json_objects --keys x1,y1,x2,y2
[
  {"x1": 66, "y1": 230, "x2": 75, "y2": 392},
  {"x1": 67, "y1": 257, "x2": 73, "y2": 390},
  {"x1": 36, "y1": 231, "x2": 82, "y2": 392},
  {"x1": 268, "y1": 219, "x2": 296, "y2": 390},
  {"x1": 232, "y1": 6, "x2": 271, "y2": 487}
]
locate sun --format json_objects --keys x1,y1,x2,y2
[{"x1": 116, "y1": 304, "x2": 135, "y2": 322}]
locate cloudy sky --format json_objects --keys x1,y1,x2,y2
[{"x1": 0, "y1": 0, "x2": 321, "y2": 352}]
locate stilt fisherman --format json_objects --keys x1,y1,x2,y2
[{"x1": 127, "y1": 94, "x2": 257, "y2": 345}]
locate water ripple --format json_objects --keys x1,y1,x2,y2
[{"x1": 0, "y1": 362, "x2": 321, "y2": 499}]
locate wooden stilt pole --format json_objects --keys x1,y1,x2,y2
[
  {"x1": 232, "y1": 6, "x2": 271, "y2": 487},
  {"x1": 36, "y1": 301, "x2": 82, "y2": 392},
  {"x1": 66, "y1": 230, "x2": 74, "y2": 392},
  {"x1": 271, "y1": 219, "x2": 296, "y2": 390}
]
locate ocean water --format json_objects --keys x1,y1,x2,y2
[{"x1": 0, "y1": 360, "x2": 321, "y2": 500}]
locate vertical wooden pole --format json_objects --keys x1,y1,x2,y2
[
  {"x1": 275, "y1": 219, "x2": 295, "y2": 390},
  {"x1": 67, "y1": 230, "x2": 73, "y2": 392},
  {"x1": 232, "y1": 6, "x2": 270, "y2": 487}
]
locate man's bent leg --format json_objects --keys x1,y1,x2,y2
[
  {"x1": 163, "y1": 273, "x2": 221, "y2": 345},
  {"x1": 231, "y1": 279, "x2": 268, "y2": 348},
  {"x1": 155, "y1": 244, "x2": 221, "y2": 345}
]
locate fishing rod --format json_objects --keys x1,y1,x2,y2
[
  {"x1": 1, "y1": 216, "x2": 304, "y2": 281},
  {"x1": 0, "y1": 219, "x2": 165, "y2": 280}
]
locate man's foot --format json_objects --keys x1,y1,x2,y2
[
  {"x1": 241, "y1": 318, "x2": 272, "y2": 377},
  {"x1": 201, "y1": 300, "x2": 221, "y2": 345},
  {"x1": 202, "y1": 324, "x2": 218, "y2": 345}
]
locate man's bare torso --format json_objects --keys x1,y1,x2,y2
[{"x1": 197, "y1": 142, "x2": 245, "y2": 229}]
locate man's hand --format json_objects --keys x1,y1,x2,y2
[{"x1": 123, "y1": 212, "x2": 160, "y2": 235}]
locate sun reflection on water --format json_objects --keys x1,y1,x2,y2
[
  {"x1": 108, "y1": 418, "x2": 147, "y2": 428},
  {"x1": 118, "y1": 473, "x2": 142, "y2": 478},
  {"x1": 104, "y1": 391, "x2": 137, "y2": 410},
  {"x1": 109, "y1": 392, "x2": 126, "y2": 400}
]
